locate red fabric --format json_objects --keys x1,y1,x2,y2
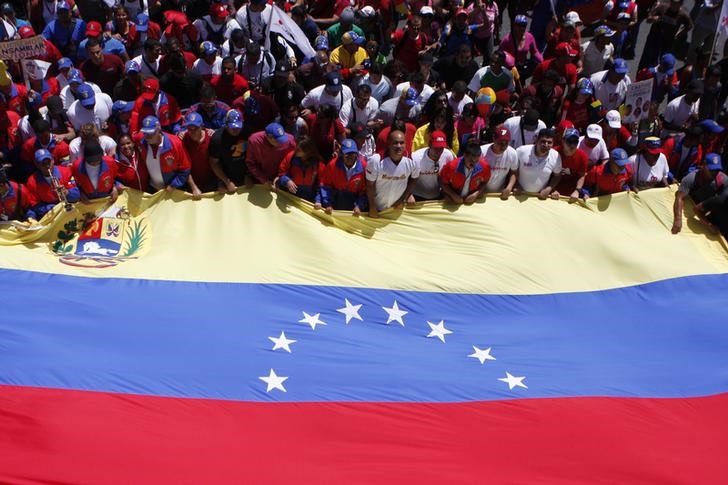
[
  {"x1": 0, "y1": 110, "x2": 21, "y2": 153},
  {"x1": 210, "y1": 74, "x2": 249, "y2": 106},
  {"x1": 322, "y1": 156, "x2": 368, "y2": 195},
  {"x1": 136, "y1": 134, "x2": 192, "y2": 180},
  {"x1": 543, "y1": 29, "x2": 582, "y2": 61},
  {"x1": 80, "y1": 53, "x2": 125, "y2": 95},
  {"x1": 439, "y1": 158, "x2": 491, "y2": 195},
  {"x1": 0, "y1": 182, "x2": 35, "y2": 217},
  {"x1": 663, "y1": 137, "x2": 704, "y2": 174},
  {"x1": 159, "y1": 51, "x2": 197, "y2": 74},
  {"x1": 71, "y1": 156, "x2": 119, "y2": 198},
  {"x1": 555, "y1": 147, "x2": 589, "y2": 194},
  {"x1": 115, "y1": 153, "x2": 147, "y2": 190},
  {"x1": 391, "y1": 30, "x2": 430, "y2": 72},
  {"x1": 0, "y1": 83, "x2": 29, "y2": 116},
  {"x1": 561, "y1": 99, "x2": 590, "y2": 132},
  {"x1": 25, "y1": 166, "x2": 76, "y2": 204},
  {"x1": 20, "y1": 138, "x2": 70, "y2": 167},
  {"x1": 277, "y1": 151, "x2": 324, "y2": 186},
  {"x1": 376, "y1": 124, "x2": 416, "y2": 157},
  {"x1": 0, "y1": 386, "x2": 727, "y2": 483},
  {"x1": 603, "y1": 126, "x2": 632, "y2": 151},
  {"x1": 130, "y1": 93, "x2": 183, "y2": 136},
  {"x1": 245, "y1": 131, "x2": 296, "y2": 184},
  {"x1": 179, "y1": 129, "x2": 215, "y2": 190}
]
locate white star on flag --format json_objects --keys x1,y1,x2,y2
[
  {"x1": 498, "y1": 372, "x2": 528, "y2": 390},
  {"x1": 468, "y1": 346, "x2": 496, "y2": 364},
  {"x1": 259, "y1": 369, "x2": 288, "y2": 393},
  {"x1": 298, "y1": 311, "x2": 326, "y2": 330},
  {"x1": 382, "y1": 300, "x2": 408, "y2": 326},
  {"x1": 268, "y1": 331, "x2": 296, "y2": 353},
  {"x1": 337, "y1": 299, "x2": 363, "y2": 324},
  {"x1": 426, "y1": 320, "x2": 452, "y2": 342}
]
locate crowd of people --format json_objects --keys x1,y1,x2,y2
[{"x1": 0, "y1": 0, "x2": 727, "y2": 237}]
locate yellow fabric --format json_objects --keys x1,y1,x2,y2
[
  {"x1": 412, "y1": 124, "x2": 460, "y2": 154},
  {"x1": 1, "y1": 187, "x2": 727, "y2": 295},
  {"x1": 329, "y1": 46, "x2": 368, "y2": 70}
]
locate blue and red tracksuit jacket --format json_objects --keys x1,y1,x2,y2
[
  {"x1": 277, "y1": 151, "x2": 324, "y2": 203},
  {"x1": 584, "y1": 163, "x2": 633, "y2": 196},
  {"x1": 130, "y1": 92, "x2": 183, "y2": 135},
  {"x1": 72, "y1": 156, "x2": 119, "y2": 199},
  {"x1": 664, "y1": 136, "x2": 703, "y2": 181},
  {"x1": 0, "y1": 83, "x2": 28, "y2": 116},
  {"x1": 137, "y1": 133, "x2": 191, "y2": 190},
  {"x1": 319, "y1": 156, "x2": 368, "y2": 210},
  {"x1": 1, "y1": 181, "x2": 36, "y2": 220},
  {"x1": 439, "y1": 157, "x2": 492, "y2": 195},
  {"x1": 25, "y1": 165, "x2": 80, "y2": 217}
]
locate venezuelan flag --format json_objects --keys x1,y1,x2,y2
[{"x1": 1, "y1": 187, "x2": 727, "y2": 483}]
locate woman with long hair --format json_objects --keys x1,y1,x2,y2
[{"x1": 412, "y1": 107, "x2": 459, "y2": 154}]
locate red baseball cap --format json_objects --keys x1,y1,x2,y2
[
  {"x1": 555, "y1": 42, "x2": 577, "y2": 57},
  {"x1": 85, "y1": 21, "x2": 102, "y2": 38},
  {"x1": 494, "y1": 126, "x2": 511, "y2": 143},
  {"x1": 210, "y1": 3, "x2": 228, "y2": 18},
  {"x1": 556, "y1": 119, "x2": 574, "y2": 134},
  {"x1": 18, "y1": 25, "x2": 35, "y2": 38},
  {"x1": 141, "y1": 78, "x2": 160, "y2": 101},
  {"x1": 430, "y1": 130, "x2": 448, "y2": 148}
]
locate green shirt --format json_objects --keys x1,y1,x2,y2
[{"x1": 326, "y1": 23, "x2": 365, "y2": 50}]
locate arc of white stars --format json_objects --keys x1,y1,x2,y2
[{"x1": 337, "y1": 299, "x2": 363, "y2": 324}]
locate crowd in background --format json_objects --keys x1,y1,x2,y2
[{"x1": 0, "y1": 0, "x2": 727, "y2": 236}]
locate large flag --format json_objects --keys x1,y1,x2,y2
[
  {"x1": 1, "y1": 187, "x2": 728, "y2": 483},
  {"x1": 264, "y1": 5, "x2": 316, "y2": 59}
]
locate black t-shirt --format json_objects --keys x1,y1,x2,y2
[
  {"x1": 272, "y1": 81, "x2": 306, "y2": 110},
  {"x1": 209, "y1": 128, "x2": 248, "y2": 183},
  {"x1": 159, "y1": 71, "x2": 204, "y2": 109}
]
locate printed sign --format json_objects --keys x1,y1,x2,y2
[
  {"x1": 622, "y1": 79, "x2": 653, "y2": 125},
  {"x1": 0, "y1": 35, "x2": 46, "y2": 61}
]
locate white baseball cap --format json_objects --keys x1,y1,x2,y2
[
  {"x1": 420, "y1": 6, "x2": 434, "y2": 15},
  {"x1": 605, "y1": 110, "x2": 621, "y2": 129},
  {"x1": 586, "y1": 124, "x2": 603, "y2": 140},
  {"x1": 565, "y1": 11, "x2": 582, "y2": 24}
]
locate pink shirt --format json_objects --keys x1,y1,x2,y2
[
  {"x1": 245, "y1": 131, "x2": 296, "y2": 184},
  {"x1": 467, "y1": 2, "x2": 499, "y2": 39},
  {"x1": 499, "y1": 32, "x2": 543, "y2": 65}
]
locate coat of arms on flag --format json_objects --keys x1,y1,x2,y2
[{"x1": 50, "y1": 206, "x2": 150, "y2": 268}]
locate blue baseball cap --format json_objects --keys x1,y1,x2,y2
[
  {"x1": 185, "y1": 111, "x2": 204, "y2": 127},
  {"x1": 315, "y1": 35, "x2": 329, "y2": 51},
  {"x1": 611, "y1": 148, "x2": 629, "y2": 167},
  {"x1": 136, "y1": 13, "x2": 149, "y2": 32},
  {"x1": 704, "y1": 153, "x2": 723, "y2": 171},
  {"x1": 618, "y1": 1, "x2": 629, "y2": 8},
  {"x1": 57, "y1": 57, "x2": 73, "y2": 69},
  {"x1": 594, "y1": 25, "x2": 614, "y2": 37},
  {"x1": 341, "y1": 138, "x2": 358, "y2": 154},
  {"x1": 342, "y1": 31, "x2": 364, "y2": 46},
  {"x1": 140, "y1": 115, "x2": 161, "y2": 134},
  {"x1": 612, "y1": 58, "x2": 628, "y2": 75},
  {"x1": 67, "y1": 68, "x2": 83, "y2": 85},
  {"x1": 265, "y1": 122, "x2": 288, "y2": 144},
  {"x1": 698, "y1": 119, "x2": 725, "y2": 134},
  {"x1": 514, "y1": 15, "x2": 528, "y2": 26},
  {"x1": 563, "y1": 127, "x2": 580, "y2": 142},
  {"x1": 660, "y1": 53, "x2": 676, "y2": 75},
  {"x1": 404, "y1": 87, "x2": 418, "y2": 106},
  {"x1": 201, "y1": 41, "x2": 217, "y2": 56},
  {"x1": 34, "y1": 148, "x2": 53, "y2": 163},
  {"x1": 325, "y1": 71, "x2": 343, "y2": 93},
  {"x1": 125, "y1": 60, "x2": 140, "y2": 74},
  {"x1": 76, "y1": 83, "x2": 96, "y2": 108},
  {"x1": 57, "y1": 0, "x2": 70, "y2": 10},
  {"x1": 112, "y1": 100, "x2": 134, "y2": 113},
  {"x1": 224, "y1": 109, "x2": 243, "y2": 129},
  {"x1": 577, "y1": 77, "x2": 594, "y2": 95}
]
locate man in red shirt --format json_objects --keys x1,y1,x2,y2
[
  {"x1": 584, "y1": 148, "x2": 633, "y2": 197},
  {"x1": 533, "y1": 42, "x2": 578, "y2": 93},
  {"x1": 554, "y1": 127, "x2": 589, "y2": 201},
  {"x1": 440, "y1": 143, "x2": 491, "y2": 204},
  {"x1": 210, "y1": 57, "x2": 249, "y2": 106},
  {"x1": 80, "y1": 38, "x2": 125, "y2": 95},
  {"x1": 391, "y1": 14, "x2": 434, "y2": 73},
  {"x1": 245, "y1": 122, "x2": 296, "y2": 187},
  {"x1": 178, "y1": 112, "x2": 215, "y2": 196}
]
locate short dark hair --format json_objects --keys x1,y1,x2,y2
[
  {"x1": 222, "y1": 56, "x2": 236, "y2": 67},
  {"x1": 144, "y1": 38, "x2": 162, "y2": 51},
  {"x1": 463, "y1": 143, "x2": 481, "y2": 157},
  {"x1": 199, "y1": 83, "x2": 216, "y2": 100},
  {"x1": 356, "y1": 84, "x2": 372, "y2": 96},
  {"x1": 537, "y1": 128, "x2": 556, "y2": 140},
  {"x1": 85, "y1": 37, "x2": 101, "y2": 50},
  {"x1": 32, "y1": 119, "x2": 50, "y2": 134}
]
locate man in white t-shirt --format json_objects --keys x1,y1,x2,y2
[
  {"x1": 301, "y1": 71, "x2": 353, "y2": 114},
  {"x1": 339, "y1": 84, "x2": 380, "y2": 131},
  {"x1": 481, "y1": 126, "x2": 519, "y2": 197},
  {"x1": 578, "y1": 124, "x2": 609, "y2": 167},
  {"x1": 581, "y1": 26, "x2": 615, "y2": 77},
  {"x1": 516, "y1": 128, "x2": 562, "y2": 198},
  {"x1": 67, "y1": 83, "x2": 111, "y2": 131},
  {"x1": 366, "y1": 130, "x2": 420, "y2": 216},
  {"x1": 590, "y1": 58, "x2": 631, "y2": 111},
  {"x1": 411, "y1": 130, "x2": 456, "y2": 200},
  {"x1": 447, "y1": 81, "x2": 473, "y2": 118},
  {"x1": 630, "y1": 137, "x2": 670, "y2": 189},
  {"x1": 502, "y1": 109, "x2": 547, "y2": 148},
  {"x1": 661, "y1": 80, "x2": 702, "y2": 137}
]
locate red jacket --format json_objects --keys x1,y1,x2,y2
[
  {"x1": 21, "y1": 137, "x2": 70, "y2": 167},
  {"x1": 0, "y1": 181, "x2": 35, "y2": 220},
  {"x1": 0, "y1": 83, "x2": 28, "y2": 116},
  {"x1": 663, "y1": 136, "x2": 703, "y2": 180},
  {"x1": 440, "y1": 157, "x2": 492, "y2": 195},
  {"x1": 210, "y1": 74, "x2": 249, "y2": 106},
  {"x1": 136, "y1": 133, "x2": 192, "y2": 189},
  {"x1": 277, "y1": 151, "x2": 324, "y2": 202},
  {"x1": 320, "y1": 155, "x2": 368, "y2": 210},
  {"x1": 130, "y1": 92, "x2": 183, "y2": 136},
  {"x1": 585, "y1": 163, "x2": 633, "y2": 195},
  {"x1": 72, "y1": 156, "x2": 119, "y2": 199}
]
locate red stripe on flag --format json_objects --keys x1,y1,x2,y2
[{"x1": 1, "y1": 385, "x2": 727, "y2": 484}]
